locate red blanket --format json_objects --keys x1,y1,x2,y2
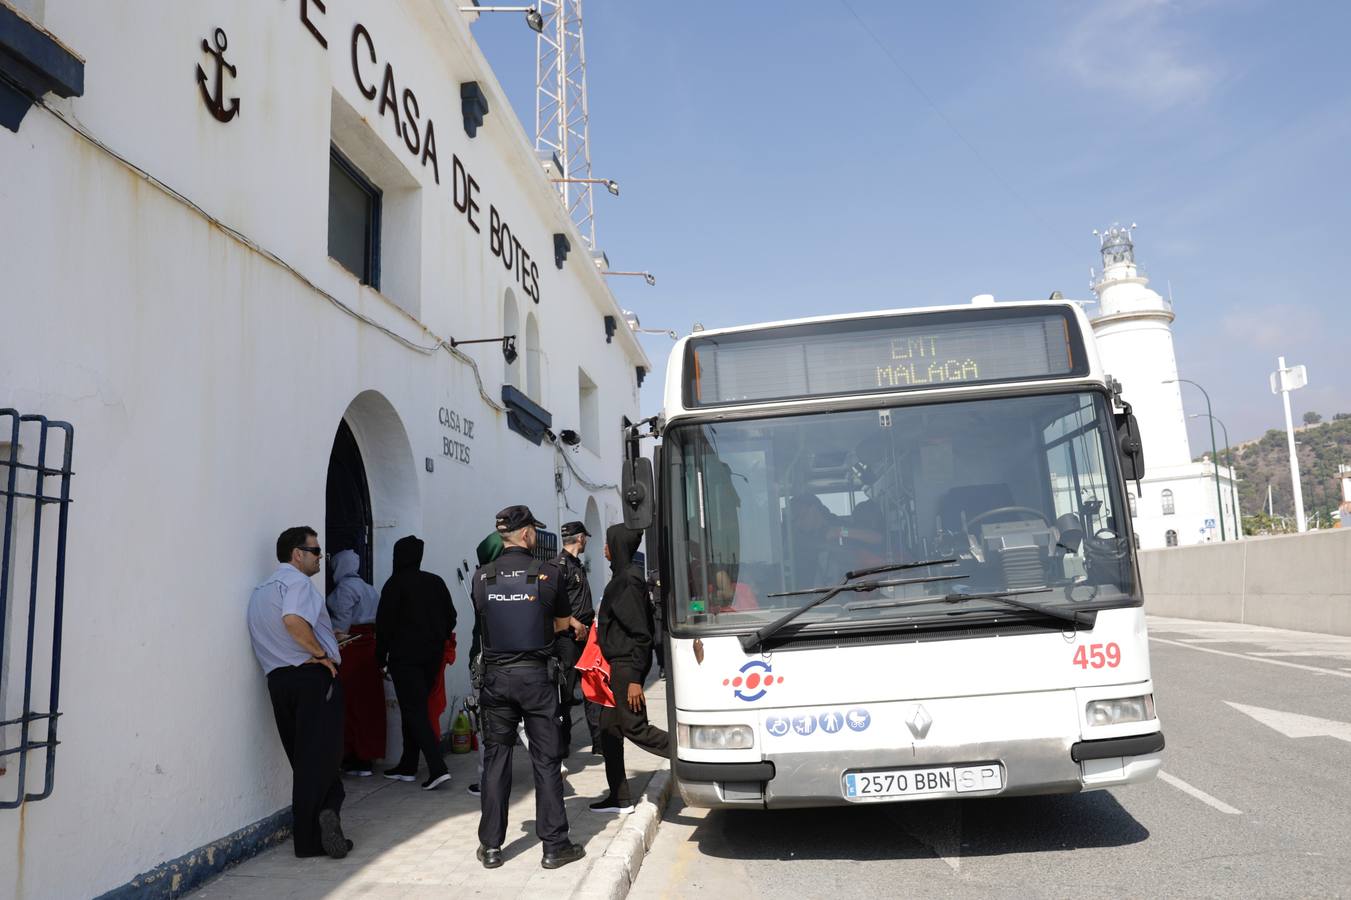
[
  {"x1": 426, "y1": 634, "x2": 456, "y2": 736},
  {"x1": 338, "y1": 624, "x2": 386, "y2": 761},
  {"x1": 576, "y1": 624, "x2": 615, "y2": 708}
]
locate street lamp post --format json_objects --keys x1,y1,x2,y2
[
  {"x1": 1165, "y1": 378, "x2": 1227, "y2": 541},
  {"x1": 1189, "y1": 413, "x2": 1242, "y2": 538}
]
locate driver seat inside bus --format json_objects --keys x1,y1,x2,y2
[{"x1": 937, "y1": 483, "x2": 1015, "y2": 534}]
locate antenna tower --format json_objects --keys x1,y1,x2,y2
[{"x1": 535, "y1": 0, "x2": 597, "y2": 248}]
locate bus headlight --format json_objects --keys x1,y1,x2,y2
[
  {"x1": 677, "y1": 724, "x2": 755, "y2": 750},
  {"x1": 1086, "y1": 694, "x2": 1155, "y2": 726}
]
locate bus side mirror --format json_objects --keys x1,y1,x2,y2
[
  {"x1": 1115, "y1": 412, "x2": 1145, "y2": 481},
  {"x1": 622, "y1": 457, "x2": 655, "y2": 530}
]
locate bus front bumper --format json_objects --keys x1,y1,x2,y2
[{"x1": 673, "y1": 731, "x2": 1163, "y2": 809}]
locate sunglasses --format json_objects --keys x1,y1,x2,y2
[{"x1": 296, "y1": 546, "x2": 322, "y2": 556}]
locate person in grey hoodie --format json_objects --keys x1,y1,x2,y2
[
  {"x1": 376, "y1": 535, "x2": 456, "y2": 790},
  {"x1": 592, "y1": 524, "x2": 671, "y2": 813},
  {"x1": 326, "y1": 549, "x2": 384, "y2": 776}
]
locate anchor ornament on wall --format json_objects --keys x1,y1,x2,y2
[{"x1": 196, "y1": 28, "x2": 239, "y2": 123}]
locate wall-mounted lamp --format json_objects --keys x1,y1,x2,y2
[
  {"x1": 459, "y1": 5, "x2": 544, "y2": 32},
  {"x1": 550, "y1": 177, "x2": 620, "y2": 196},
  {"x1": 636, "y1": 366, "x2": 647, "y2": 388},
  {"x1": 459, "y1": 81, "x2": 489, "y2": 137},
  {"x1": 601, "y1": 270, "x2": 656, "y2": 287},
  {"x1": 603, "y1": 315, "x2": 617, "y2": 343},
  {"x1": 559, "y1": 429, "x2": 581, "y2": 446},
  {"x1": 451, "y1": 334, "x2": 517, "y2": 364},
  {"x1": 624, "y1": 309, "x2": 676, "y2": 338},
  {"x1": 553, "y1": 233, "x2": 571, "y2": 270}
]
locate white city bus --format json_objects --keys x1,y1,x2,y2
[{"x1": 621, "y1": 300, "x2": 1163, "y2": 808}]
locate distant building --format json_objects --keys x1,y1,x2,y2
[
  {"x1": 1088, "y1": 226, "x2": 1239, "y2": 548},
  {"x1": 1338, "y1": 464, "x2": 1351, "y2": 527}
]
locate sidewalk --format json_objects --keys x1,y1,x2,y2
[{"x1": 194, "y1": 680, "x2": 669, "y2": 900}]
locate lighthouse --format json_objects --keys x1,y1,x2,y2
[
  {"x1": 1088, "y1": 224, "x2": 1240, "y2": 547},
  {"x1": 1089, "y1": 225, "x2": 1192, "y2": 470}
]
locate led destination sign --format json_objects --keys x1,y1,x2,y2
[{"x1": 686, "y1": 307, "x2": 1084, "y2": 407}]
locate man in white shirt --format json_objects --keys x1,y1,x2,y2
[{"x1": 247, "y1": 526, "x2": 350, "y2": 859}]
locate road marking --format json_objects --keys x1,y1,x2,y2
[
  {"x1": 1158, "y1": 771, "x2": 1242, "y2": 815},
  {"x1": 1151, "y1": 638, "x2": 1351, "y2": 680},
  {"x1": 1226, "y1": 702, "x2": 1351, "y2": 743}
]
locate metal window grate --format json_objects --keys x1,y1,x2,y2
[
  {"x1": 532, "y1": 530, "x2": 559, "y2": 562},
  {"x1": 0, "y1": 409, "x2": 74, "y2": 809}
]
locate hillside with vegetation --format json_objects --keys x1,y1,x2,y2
[{"x1": 1203, "y1": 413, "x2": 1351, "y2": 533}]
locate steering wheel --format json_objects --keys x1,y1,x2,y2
[{"x1": 964, "y1": 506, "x2": 1051, "y2": 536}]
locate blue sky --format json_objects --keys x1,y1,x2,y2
[{"x1": 471, "y1": 0, "x2": 1351, "y2": 447}]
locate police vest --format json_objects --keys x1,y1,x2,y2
[{"x1": 480, "y1": 558, "x2": 554, "y2": 653}]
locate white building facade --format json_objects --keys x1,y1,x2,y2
[
  {"x1": 0, "y1": 2, "x2": 647, "y2": 896},
  {"x1": 1088, "y1": 226, "x2": 1239, "y2": 549}
]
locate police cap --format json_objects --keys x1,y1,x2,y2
[
  {"x1": 560, "y1": 520, "x2": 590, "y2": 539},
  {"x1": 496, "y1": 505, "x2": 547, "y2": 533}
]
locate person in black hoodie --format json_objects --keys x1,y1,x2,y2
[
  {"x1": 592, "y1": 523, "x2": 671, "y2": 813},
  {"x1": 375, "y1": 535, "x2": 456, "y2": 790}
]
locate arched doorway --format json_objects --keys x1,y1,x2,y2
[
  {"x1": 325, "y1": 419, "x2": 373, "y2": 592},
  {"x1": 584, "y1": 496, "x2": 603, "y2": 601},
  {"x1": 337, "y1": 390, "x2": 422, "y2": 590}
]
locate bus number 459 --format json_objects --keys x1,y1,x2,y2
[{"x1": 1073, "y1": 643, "x2": 1121, "y2": 669}]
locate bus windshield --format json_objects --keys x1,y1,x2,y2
[{"x1": 664, "y1": 391, "x2": 1137, "y2": 636}]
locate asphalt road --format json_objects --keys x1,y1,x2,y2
[{"x1": 630, "y1": 617, "x2": 1351, "y2": 899}]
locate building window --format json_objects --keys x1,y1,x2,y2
[
  {"x1": 525, "y1": 313, "x2": 542, "y2": 403},
  {"x1": 1165, "y1": 529, "x2": 1178, "y2": 547},
  {"x1": 578, "y1": 369, "x2": 599, "y2": 451},
  {"x1": 1161, "y1": 489, "x2": 1175, "y2": 516},
  {"x1": 328, "y1": 146, "x2": 381, "y2": 288}
]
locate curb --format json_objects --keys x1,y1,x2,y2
[{"x1": 571, "y1": 764, "x2": 674, "y2": 900}]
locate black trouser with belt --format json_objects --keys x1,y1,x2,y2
[
  {"x1": 478, "y1": 662, "x2": 570, "y2": 853},
  {"x1": 266, "y1": 664, "x2": 346, "y2": 857},
  {"x1": 389, "y1": 658, "x2": 448, "y2": 778},
  {"x1": 553, "y1": 633, "x2": 602, "y2": 754},
  {"x1": 600, "y1": 663, "x2": 671, "y2": 805}
]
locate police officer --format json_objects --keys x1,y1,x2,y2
[
  {"x1": 547, "y1": 521, "x2": 602, "y2": 754},
  {"x1": 472, "y1": 505, "x2": 588, "y2": 871}
]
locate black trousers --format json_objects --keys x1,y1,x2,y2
[
  {"x1": 389, "y1": 659, "x2": 447, "y2": 777},
  {"x1": 266, "y1": 665, "x2": 346, "y2": 857},
  {"x1": 600, "y1": 664, "x2": 671, "y2": 805},
  {"x1": 478, "y1": 664, "x2": 570, "y2": 853},
  {"x1": 554, "y1": 634, "x2": 603, "y2": 754}
]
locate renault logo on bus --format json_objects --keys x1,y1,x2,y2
[
  {"x1": 723, "y1": 660, "x2": 780, "y2": 702},
  {"x1": 907, "y1": 704, "x2": 934, "y2": 740}
]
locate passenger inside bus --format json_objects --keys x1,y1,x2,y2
[{"x1": 711, "y1": 569, "x2": 759, "y2": 612}]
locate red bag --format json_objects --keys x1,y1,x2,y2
[{"x1": 576, "y1": 624, "x2": 615, "y2": 708}]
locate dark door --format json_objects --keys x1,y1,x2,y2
[{"x1": 325, "y1": 419, "x2": 373, "y2": 593}]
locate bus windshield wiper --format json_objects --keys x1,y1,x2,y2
[
  {"x1": 942, "y1": 587, "x2": 1085, "y2": 627},
  {"x1": 850, "y1": 587, "x2": 1089, "y2": 628},
  {"x1": 769, "y1": 558, "x2": 959, "y2": 598},
  {"x1": 741, "y1": 559, "x2": 961, "y2": 653}
]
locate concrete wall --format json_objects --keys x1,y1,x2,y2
[{"x1": 1140, "y1": 530, "x2": 1351, "y2": 635}]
